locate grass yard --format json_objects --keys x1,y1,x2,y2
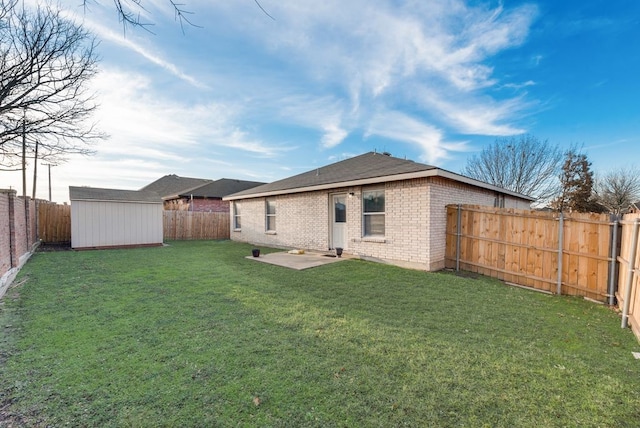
[{"x1": 1, "y1": 240, "x2": 639, "y2": 427}]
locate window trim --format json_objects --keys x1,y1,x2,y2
[
  {"x1": 362, "y1": 189, "x2": 385, "y2": 237},
  {"x1": 265, "y1": 198, "x2": 276, "y2": 232},
  {"x1": 233, "y1": 201, "x2": 241, "y2": 230}
]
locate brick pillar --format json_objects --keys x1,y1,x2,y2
[
  {"x1": 24, "y1": 197, "x2": 32, "y2": 249},
  {"x1": 7, "y1": 190, "x2": 17, "y2": 268}
]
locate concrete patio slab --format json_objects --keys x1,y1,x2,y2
[{"x1": 246, "y1": 251, "x2": 350, "y2": 270}]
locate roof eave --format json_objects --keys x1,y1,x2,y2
[
  {"x1": 71, "y1": 198, "x2": 162, "y2": 204},
  {"x1": 224, "y1": 169, "x2": 533, "y2": 201}
]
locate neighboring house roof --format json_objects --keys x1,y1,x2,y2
[
  {"x1": 631, "y1": 201, "x2": 640, "y2": 211},
  {"x1": 140, "y1": 174, "x2": 212, "y2": 199},
  {"x1": 69, "y1": 186, "x2": 162, "y2": 203},
  {"x1": 177, "y1": 178, "x2": 266, "y2": 199},
  {"x1": 224, "y1": 152, "x2": 534, "y2": 201}
]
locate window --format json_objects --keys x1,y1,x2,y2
[
  {"x1": 334, "y1": 197, "x2": 346, "y2": 223},
  {"x1": 233, "y1": 202, "x2": 241, "y2": 229},
  {"x1": 363, "y1": 189, "x2": 385, "y2": 236},
  {"x1": 266, "y1": 198, "x2": 276, "y2": 231}
]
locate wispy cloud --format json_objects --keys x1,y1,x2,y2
[
  {"x1": 59, "y1": 4, "x2": 207, "y2": 88},
  {"x1": 366, "y1": 110, "x2": 470, "y2": 164},
  {"x1": 209, "y1": 0, "x2": 539, "y2": 158}
]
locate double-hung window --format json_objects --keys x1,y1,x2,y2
[
  {"x1": 266, "y1": 198, "x2": 276, "y2": 232},
  {"x1": 233, "y1": 202, "x2": 241, "y2": 230},
  {"x1": 363, "y1": 189, "x2": 385, "y2": 236}
]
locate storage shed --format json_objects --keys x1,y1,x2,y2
[{"x1": 70, "y1": 186, "x2": 163, "y2": 249}]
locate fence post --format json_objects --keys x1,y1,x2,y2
[
  {"x1": 608, "y1": 215, "x2": 620, "y2": 306},
  {"x1": 621, "y1": 218, "x2": 640, "y2": 329},
  {"x1": 456, "y1": 204, "x2": 462, "y2": 272},
  {"x1": 556, "y1": 212, "x2": 564, "y2": 295}
]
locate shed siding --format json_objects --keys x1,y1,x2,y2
[
  {"x1": 71, "y1": 200, "x2": 163, "y2": 249},
  {"x1": 230, "y1": 176, "x2": 530, "y2": 271}
]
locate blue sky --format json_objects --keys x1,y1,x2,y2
[{"x1": 4, "y1": 0, "x2": 640, "y2": 203}]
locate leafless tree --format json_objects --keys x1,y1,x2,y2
[
  {"x1": 0, "y1": 0, "x2": 104, "y2": 178},
  {"x1": 593, "y1": 167, "x2": 640, "y2": 215},
  {"x1": 82, "y1": 0, "x2": 274, "y2": 33},
  {"x1": 462, "y1": 135, "x2": 564, "y2": 205}
]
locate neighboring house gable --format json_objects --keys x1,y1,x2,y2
[
  {"x1": 176, "y1": 178, "x2": 266, "y2": 212},
  {"x1": 141, "y1": 174, "x2": 213, "y2": 200},
  {"x1": 224, "y1": 152, "x2": 533, "y2": 271},
  {"x1": 142, "y1": 175, "x2": 264, "y2": 212}
]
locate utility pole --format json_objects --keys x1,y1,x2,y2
[
  {"x1": 32, "y1": 142, "x2": 39, "y2": 199},
  {"x1": 43, "y1": 163, "x2": 54, "y2": 201},
  {"x1": 22, "y1": 115, "x2": 26, "y2": 197}
]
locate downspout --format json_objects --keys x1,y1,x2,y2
[{"x1": 621, "y1": 218, "x2": 640, "y2": 329}]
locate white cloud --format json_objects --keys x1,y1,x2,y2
[
  {"x1": 366, "y1": 110, "x2": 470, "y2": 164},
  {"x1": 212, "y1": 0, "x2": 538, "y2": 146},
  {"x1": 321, "y1": 124, "x2": 348, "y2": 148}
]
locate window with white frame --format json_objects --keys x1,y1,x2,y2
[
  {"x1": 363, "y1": 189, "x2": 385, "y2": 236},
  {"x1": 233, "y1": 202, "x2": 241, "y2": 229},
  {"x1": 265, "y1": 198, "x2": 276, "y2": 231}
]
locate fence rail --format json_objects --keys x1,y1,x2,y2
[{"x1": 163, "y1": 211, "x2": 230, "y2": 240}]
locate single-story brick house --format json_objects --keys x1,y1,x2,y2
[{"x1": 224, "y1": 152, "x2": 533, "y2": 271}]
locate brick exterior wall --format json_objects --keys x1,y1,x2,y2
[
  {"x1": 164, "y1": 197, "x2": 229, "y2": 213},
  {"x1": 229, "y1": 177, "x2": 530, "y2": 271},
  {"x1": 192, "y1": 199, "x2": 229, "y2": 213},
  {"x1": 231, "y1": 189, "x2": 333, "y2": 250},
  {"x1": 1, "y1": 190, "x2": 39, "y2": 289}
]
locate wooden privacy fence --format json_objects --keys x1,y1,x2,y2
[
  {"x1": 163, "y1": 211, "x2": 230, "y2": 240},
  {"x1": 616, "y1": 213, "x2": 640, "y2": 340},
  {"x1": 38, "y1": 202, "x2": 71, "y2": 243},
  {"x1": 445, "y1": 205, "x2": 617, "y2": 303}
]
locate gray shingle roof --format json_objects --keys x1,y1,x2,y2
[
  {"x1": 227, "y1": 152, "x2": 436, "y2": 198},
  {"x1": 140, "y1": 174, "x2": 212, "y2": 198},
  {"x1": 178, "y1": 178, "x2": 266, "y2": 199},
  {"x1": 225, "y1": 151, "x2": 534, "y2": 201},
  {"x1": 69, "y1": 186, "x2": 162, "y2": 203}
]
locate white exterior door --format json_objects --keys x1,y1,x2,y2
[{"x1": 331, "y1": 194, "x2": 347, "y2": 249}]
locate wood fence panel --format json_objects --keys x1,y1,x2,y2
[
  {"x1": 38, "y1": 202, "x2": 71, "y2": 243},
  {"x1": 445, "y1": 205, "x2": 612, "y2": 302},
  {"x1": 163, "y1": 211, "x2": 230, "y2": 240},
  {"x1": 617, "y1": 213, "x2": 640, "y2": 341}
]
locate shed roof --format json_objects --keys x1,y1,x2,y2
[
  {"x1": 140, "y1": 174, "x2": 212, "y2": 198},
  {"x1": 176, "y1": 178, "x2": 265, "y2": 199},
  {"x1": 225, "y1": 152, "x2": 534, "y2": 201},
  {"x1": 69, "y1": 186, "x2": 162, "y2": 203}
]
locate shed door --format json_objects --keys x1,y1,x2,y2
[{"x1": 331, "y1": 194, "x2": 347, "y2": 250}]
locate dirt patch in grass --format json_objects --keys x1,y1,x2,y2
[{"x1": 36, "y1": 243, "x2": 71, "y2": 252}]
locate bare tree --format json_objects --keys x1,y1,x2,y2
[
  {"x1": 593, "y1": 167, "x2": 640, "y2": 215},
  {"x1": 0, "y1": 0, "x2": 104, "y2": 172},
  {"x1": 462, "y1": 135, "x2": 563, "y2": 204},
  {"x1": 82, "y1": 0, "x2": 274, "y2": 33}
]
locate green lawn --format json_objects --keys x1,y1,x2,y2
[{"x1": 1, "y1": 240, "x2": 639, "y2": 427}]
